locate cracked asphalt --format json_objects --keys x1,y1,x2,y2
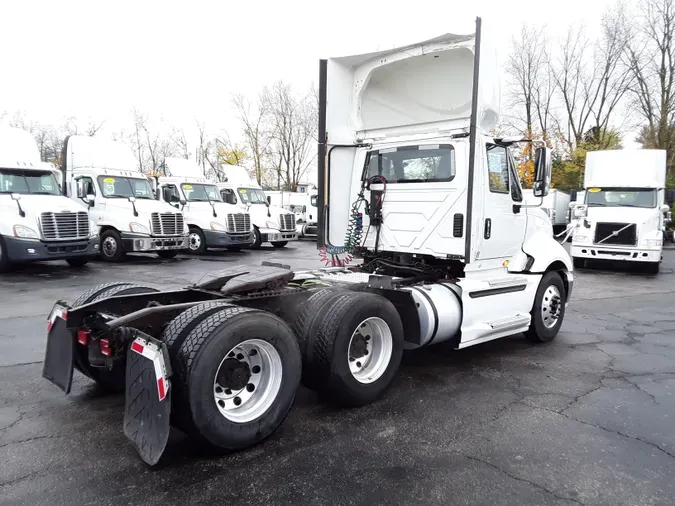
[{"x1": 2, "y1": 241, "x2": 675, "y2": 506}]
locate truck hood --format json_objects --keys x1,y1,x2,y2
[
  {"x1": 0, "y1": 194, "x2": 85, "y2": 216},
  {"x1": 247, "y1": 204, "x2": 292, "y2": 225},
  {"x1": 586, "y1": 206, "x2": 660, "y2": 226},
  {"x1": 183, "y1": 201, "x2": 245, "y2": 215},
  {"x1": 104, "y1": 198, "x2": 181, "y2": 216},
  {"x1": 325, "y1": 20, "x2": 499, "y2": 142}
]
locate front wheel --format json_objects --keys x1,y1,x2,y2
[
  {"x1": 271, "y1": 241, "x2": 288, "y2": 248},
  {"x1": 66, "y1": 257, "x2": 89, "y2": 268},
  {"x1": 100, "y1": 230, "x2": 125, "y2": 262},
  {"x1": 525, "y1": 271, "x2": 566, "y2": 343},
  {"x1": 0, "y1": 236, "x2": 13, "y2": 273},
  {"x1": 188, "y1": 227, "x2": 207, "y2": 255},
  {"x1": 250, "y1": 227, "x2": 262, "y2": 249}
]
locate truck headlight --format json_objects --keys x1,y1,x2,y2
[
  {"x1": 573, "y1": 234, "x2": 589, "y2": 244},
  {"x1": 129, "y1": 222, "x2": 150, "y2": 234},
  {"x1": 642, "y1": 238, "x2": 662, "y2": 248},
  {"x1": 13, "y1": 225, "x2": 38, "y2": 239},
  {"x1": 89, "y1": 221, "x2": 99, "y2": 237},
  {"x1": 265, "y1": 220, "x2": 278, "y2": 229},
  {"x1": 210, "y1": 222, "x2": 227, "y2": 231}
]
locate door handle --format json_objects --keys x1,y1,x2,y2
[{"x1": 484, "y1": 218, "x2": 491, "y2": 239}]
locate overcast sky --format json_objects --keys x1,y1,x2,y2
[{"x1": 0, "y1": 0, "x2": 629, "y2": 181}]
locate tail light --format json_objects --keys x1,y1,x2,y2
[
  {"x1": 100, "y1": 339, "x2": 111, "y2": 356},
  {"x1": 77, "y1": 330, "x2": 90, "y2": 345}
]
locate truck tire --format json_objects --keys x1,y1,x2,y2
[
  {"x1": 188, "y1": 227, "x2": 207, "y2": 255},
  {"x1": 100, "y1": 229, "x2": 126, "y2": 262},
  {"x1": 572, "y1": 257, "x2": 585, "y2": 269},
  {"x1": 524, "y1": 271, "x2": 566, "y2": 343},
  {"x1": 163, "y1": 301, "x2": 234, "y2": 357},
  {"x1": 301, "y1": 291, "x2": 404, "y2": 407},
  {"x1": 293, "y1": 288, "x2": 353, "y2": 356},
  {"x1": 250, "y1": 227, "x2": 262, "y2": 249},
  {"x1": 66, "y1": 257, "x2": 90, "y2": 268},
  {"x1": 0, "y1": 236, "x2": 13, "y2": 273},
  {"x1": 271, "y1": 241, "x2": 288, "y2": 248},
  {"x1": 173, "y1": 306, "x2": 301, "y2": 450},
  {"x1": 71, "y1": 283, "x2": 159, "y2": 393},
  {"x1": 157, "y1": 250, "x2": 179, "y2": 259}
]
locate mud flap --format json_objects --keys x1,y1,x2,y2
[
  {"x1": 42, "y1": 303, "x2": 74, "y2": 394},
  {"x1": 123, "y1": 334, "x2": 172, "y2": 466}
]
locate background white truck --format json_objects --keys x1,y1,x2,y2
[
  {"x1": 570, "y1": 149, "x2": 669, "y2": 273},
  {"x1": 526, "y1": 188, "x2": 570, "y2": 235},
  {"x1": 0, "y1": 127, "x2": 99, "y2": 272},
  {"x1": 216, "y1": 165, "x2": 297, "y2": 248},
  {"x1": 42, "y1": 19, "x2": 574, "y2": 466},
  {"x1": 61, "y1": 135, "x2": 189, "y2": 262},
  {"x1": 266, "y1": 189, "x2": 318, "y2": 238},
  {"x1": 153, "y1": 157, "x2": 253, "y2": 253}
]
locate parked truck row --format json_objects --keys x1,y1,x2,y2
[{"x1": 0, "y1": 129, "x2": 299, "y2": 271}]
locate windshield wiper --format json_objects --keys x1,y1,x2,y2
[
  {"x1": 31, "y1": 191, "x2": 59, "y2": 195},
  {"x1": 105, "y1": 194, "x2": 130, "y2": 198}
]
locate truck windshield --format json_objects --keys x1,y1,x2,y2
[
  {"x1": 363, "y1": 144, "x2": 456, "y2": 183},
  {"x1": 0, "y1": 169, "x2": 61, "y2": 195},
  {"x1": 586, "y1": 188, "x2": 657, "y2": 208},
  {"x1": 238, "y1": 187, "x2": 267, "y2": 204},
  {"x1": 310, "y1": 195, "x2": 317, "y2": 207},
  {"x1": 97, "y1": 176, "x2": 154, "y2": 199},
  {"x1": 181, "y1": 183, "x2": 222, "y2": 202}
]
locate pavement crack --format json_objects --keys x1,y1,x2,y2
[
  {"x1": 0, "y1": 410, "x2": 25, "y2": 437},
  {"x1": 0, "y1": 361, "x2": 42, "y2": 369},
  {"x1": 461, "y1": 453, "x2": 586, "y2": 505},
  {"x1": 0, "y1": 468, "x2": 43, "y2": 488},
  {"x1": 0, "y1": 434, "x2": 66, "y2": 449}
]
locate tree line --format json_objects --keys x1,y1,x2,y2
[
  {"x1": 504, "y1": 0, "x2": 675, "y2": 191},
  {"x1": 1, "y1": 80, "x2": 317, "y2": 192}
]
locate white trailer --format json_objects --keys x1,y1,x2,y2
[
  {"x1": 216, "y1": 166, "x2": 297, "y2": 248},
  {"x1": 267, "y1": 190, "x2": 319, "y2": 238},
  {"x1": 570, "y1": 149, "x2": 669, "y2": 273},
  {"x1": 153, "y1": 157, "x2": 254, "y2": 253},
  {"x1": 0, "y1": 127, "x2": 99, "y2": 271},
  {"x1": 62, "y1": 135, "x2": 189, "y2": 261},
  {"x1": 42, "y1": 18, "x2": 574, "y2": 466}
]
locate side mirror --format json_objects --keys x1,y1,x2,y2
[
  {"x1": 302, "y1": 205, "x2": 307, "y2": 213},
  {"x1": 179, "y1": 198, "x2": 187, "y2": 206},
  {"x1": 76, "y1": 180, "x2": 87, "y2": 199},
  {"x1": 666, "y1": 189, "x2": 675, "y2": 206},
  {"x1": 568, "y1": 202, "x2": 576, "y2": 209},
  {"x1": 570, "y1": 189, "x2": 578, "y2": 202},
  {"x1": 128, "y1": 196, "x2": 136, "y2": 203},
  {"x1": 266, "y1": 196, "x2": 271, "y2": 204},
  {"x1": 10, "y1": 193, "x2": 21, "y2": 201},
  {"x1": 169, "y1": 194, "x2": 181, "y2": 203},
  {"x1": 86, "y1": 194, "x2": 95, "y2": 207},
  {"x1": 660, "y1": 204, "x2": 670, "y2": 213},
  {"x1": 532, "y1": 146, "x2": 552, "y2": 198},
  {"x1": 574, "y1": 205, "x2": 587, "y2": 218}
]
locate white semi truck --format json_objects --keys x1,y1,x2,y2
[
  {"x1": 153, "y1": 157, "x2": 254, "y2": 253},
  {"x1": 42, "y1": 18, "x2": 573, "y2": 466},
  {"x1": 216, "y1": 165, "x2": 297, "y2": 248},
  {"x1": 61, "y1": 135, "x2": 189, "y2": 262},
  {"x1": 527, "y1": 188, "x2": 570, "y2": 235},
  {"x1": 267, "y1": 189, "x2": 318, "y2": 238},
  {"x1": 570, "y1": 149, "x2": 669, "y2": 273},
  {"x1": 0, "y1": 127, "x2": 99, "y2": 272}
]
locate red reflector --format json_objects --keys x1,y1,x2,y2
[
  {"x1": 131, "y1": 342, "x2": 145, "y2": 354},
  {"x1": 100, "y1": 339, "x2": 111, "y2": 356},
  {"x1": 157, "y1": 377, "x2": 166, "y2": 401},
  {"x1": 77, "y1": 330, "x2": 90, "y2": 345}
]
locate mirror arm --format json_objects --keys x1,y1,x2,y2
[{"x1": 127, "y1": 197, "x2": 139, "y2": 217}]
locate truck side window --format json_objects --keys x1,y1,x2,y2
[
  {"x1": 221, "y1": 188, "x2": 237, "y2": 205},
  {"x1": 486, "y1": 144, "x2": 509, "y2": 194}
]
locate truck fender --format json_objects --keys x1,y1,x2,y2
[{"x1": 512, "y1": 230, "x2": 573, "y2": 274}]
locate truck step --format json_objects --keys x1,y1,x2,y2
[{"x1": 486, "y1": 313, "x2": 531, "y2": 331}]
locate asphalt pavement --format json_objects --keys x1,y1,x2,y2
[{"x1": 2, "y1": 241, "x2": 675, "y2": 506}]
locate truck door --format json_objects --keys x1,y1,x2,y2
[{"x1": 476, "y1": 143, "x2": 527, "y2": 260}]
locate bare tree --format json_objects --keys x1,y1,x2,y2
[
  {"x1": 262, "y1": 81, "x2": 318, "y2": 191},
  {"x1": 170, "y1": 127, "x2": 190, "y2": 159},
  {"x1": 626, "y1": 0, "x2": 675, "y2": 171},
  {"x1": 232, "y1": 92, "x2": 273, "y2": 185}
]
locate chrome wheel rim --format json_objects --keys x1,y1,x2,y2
[
  {"x1": 213, "y1": 339, "x2": 282, "y2": 423},
  {"x1": 102, "y1": 237, "x2": 117, "y2": 257},
  {"x1": 189, "y1": 232, "x2": 202, "y2": 251},
  {"x1": 541, "y1": 285, "x2": 562, "y2": 329},
  {"x1": 347, "y1": 317, "x2": 393, "y2": 384}
]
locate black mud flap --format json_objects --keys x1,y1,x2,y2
[
  {"x1": 123, "y1": 335, "x2": 172, "y2": 466},
  {"x1": 42, "y1": 303, "x2": 75, "y2": 394}
]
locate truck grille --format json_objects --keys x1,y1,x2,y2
[
  {"x1": 150, "y1": 213, "x2": 184, "y2": 236},
  {"x1": 40, "y1": 212, "x2": 89, "y2": 240},
  {"x1": 279, "y1": 213, "x2": 295, "y2": 231},
  {"x1": 227, "y1": 213, "x2": 251, "y2": 233},
  {"x1": 594, "y1": 222, "x2": 637, "y2": 246}
]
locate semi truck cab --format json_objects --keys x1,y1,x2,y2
[
  {"x1": 154, "y1": 157, "x2": 253, "y2": 253},
  {"x1": 0, "y1": 127, "x2": 99, "y2": 272},
  {"x1": 62, "y1": 135, "x2": 189, "y2": 262}
]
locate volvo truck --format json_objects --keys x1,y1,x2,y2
[
  {"x1": 216, "y1": 166, "x2": 297, "y2": 248},
  {"x1": 0, "y1": 127, "x2": 99, "y2": 272},
  {"x1": 570, "y1": 149, "x2": 669, "y2": 273},
  {"x1": 153, "y1": 157, "x2": 254, "y2": 253},
  {"x1": 42, "y1": 18, "x2": 573, "y2": 466},
  {"x1": 61, "y1": 135, "x2": 189, "y2": 261}
]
